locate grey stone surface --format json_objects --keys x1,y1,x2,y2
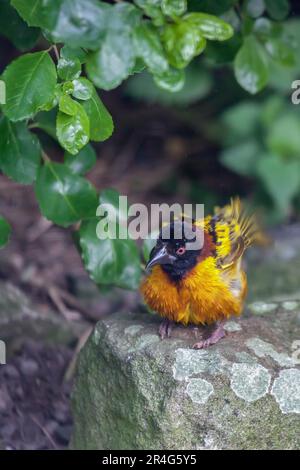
[
  {"x1": 71, "y1": 303, "x2": 300, "y2": 450},
  {"x1": 0, "y1": 281, "x2": 84, "y2": 352}
]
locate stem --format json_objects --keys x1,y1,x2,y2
[
  {"x1": 53, "y1": 45, "x2": 60, "y2": 61},
  {"x1": 42, "y1": 151, "x2": 51, "y2": 163},
  {"x1": 28, "y1": 123, "x2": 38, "y2": 130}
]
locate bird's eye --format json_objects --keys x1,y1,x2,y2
[{"x1": 176, "y1": 246, "x2": 186, "y2": 256}]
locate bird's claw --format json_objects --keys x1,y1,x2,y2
[
  {"x1": 193, "y1": 323, "x2": 226, "y2": 349},
  {"x1": 159, "y1": 319, "x2": 173, "y2": 339}
]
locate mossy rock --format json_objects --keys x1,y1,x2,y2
[
  {"x1": 71, "y1": 303, "x2": 300, "y2": 450},
  {"x1": 0, "y1": 281, "x2": 84, "y2": 354}
]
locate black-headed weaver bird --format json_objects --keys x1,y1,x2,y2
[{"x1": 140, "y1": 198, "x2": 259, "y2": 349}]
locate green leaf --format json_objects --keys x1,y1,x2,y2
[
  {"x1": 99, "y1": 188, "x2": 128, "y2": 225},
  {"x1": 86, "y1": 3, "x2": 141, "y2": 90},
  {"x1": 260, "y1": 96, "x2": 285, "y2": 128},
  {"x1": 0, "y1": 117, "x2": 41, "y2": 184},
  {"x1": 221, "y1": 101, "x2": 261, "y2": 142},
  {"x1": 64, "y1": 144, "x2": 96, "y2": 175},
  {"x1": 72, "y1": 78, "x2": 93, "y2": 101},
  {"x1": 133, "y1": 22, "x2": 169, "y2": 75},
  {"x1": 162, "y1": 22, "x2": 206, "y2": 68},
  {"x1": 60, "y1": 45, "x2": 88, "y2": 64},
  {"x1": 82, "y1": 87, "x2": 114, "y2": 142},
  {"x1": 234, "y1": 35, "x2": 269, "y2": 94},
  {"x1": 264, "y1": 38, "x2": 295, "y2": 67},
  {"x1": 183, "y1": 13, "x2": 234, "y2": 41},
  {"x1": 266, "y1": 113, "x2": 300, "y2": 158},
  {"x1": 220, "y1": 140, "x2": 261, "y2": 176},
  {"x1": 154, "y1": 67, "x2": 185, "y2": 92},
  {"x1": 0, "y1": 0, "x2": 40, "y2": 50},
  {"x1": 161, "y1": 0, "x2": 187, "y2": 17},
  {"x1": 35, "y1": 162, "x2": 98, "y2": 226},
  {"x1": 34, "y1": 109, "x2": 57, "y2": 140},
  {"x1": 265, "y1": 0, "x2": 290, "y2": 20},
  {"x1": 126, "y1": 65, "x2": 212, "y2": 106},
  {"x1": 134, "y1": 0, "x2": 164, "y2": 25},
  {"x1": 59, "y1": 95, "x2": 78, "y2": 116},
  {"x1": 0, "y1": 216, "x2": 11, "y2": 249},
  {"x1": 257, "y1": 154, "x2": 300, "y2": 213},
  {"x1": 246, "y1": 0, "x2": 265, "y2": 18},
  {"x1": 12, "y1": 0, "x2": 111, "y2": 50},
  {"x1": 1, "y1": 51, "x2": 57, "y2": 122},
  {"x1": 57, "y1": 103, "x2": 90, "y2": 155},
  {"x1": 62, "y1": 82, "x2": 74, "y2": 96},
  {"x1": 39, "y1": 83, "x2": 62, "y2": 112},
  {"x1": 79, "y1": 218, "x2": 141, "y2": 290},
  {"x1": 253, "y1": 18, "x2": 282, "y2": 41},
  {"x1": 57, "y1": 57, "x2": 81, "y2": 81},
  {"x1": 86, "y1": 32, "x2": 135, "y2": 90}
]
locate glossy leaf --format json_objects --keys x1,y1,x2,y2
[
  {"x1": 57, "y1": 57, "x2": 81, "y2": 81},
  {"x1": 56, "y1": 102, "x2": 90, "y2": 155},
  {"x1": 161, "y1": 0, "x2": 187, "y2": 17},
  {"x1": 162, "y1": 22, "x2": 206, "y2": 68},
  {"x1": 0, "y1": 117, "x2": 41, "y2": 184},
  {"x1": 60, "y1": 45, "x2": 88, "y2": 64},
  {"x1": 0, "y1": 216, "x2": 11, "y2": 249},
  {"x1": 12, "y1": 0, "x2": 110, "y2": 50},
  {"x1": 133, "y1": 0, "x2": 164, "y2": 25},
  {"x1": 64, "y1": 144, "x2": 97, "y2": 175},
  {"x1": 59, "y1": 95, "x2": 78, "y2": 116},
  {"x1": 154, "y1": 67, "x2": 185, "y2": 92},
  {"x1": 0, "y1": 0, "x2": 40, "y2": 50},
  {"x1": 86, "y1": 3, "x2": 141, "y2": 90},
  {"x1": 184, "y1": 13, "x2": 234, "y2": 41},
  {"x1": 133, "y1": 23, "x2": 169, "y2": 74},
  {"x1": 98, "y1": 188, "x2": 128, "y2": 225},
  {"x1": 79, "y1": 218, "x2": 141, "y2": 290},
  {"x1": 82, "y1": 87, "x2": 114, "y2": 142},
  {"x1": 72, "y1": 78, "x2": 93, "y2": 101},
  {"x1": 62, "y1": 82, "x2": 74, "y2": 96},
  {"x1": 35, "y1": 162, "x2": 98, "y2": 226},
  {"x1": 86, "y1": 32, "x2": 135, "y2": 90},
  {"x1": 34, "y1": 110, "x2": 58, "y2": 140},
  {"x1": 2, "y1": 51, "x2": 57, "y2": 122},
  {"x1": 234, "y1": 36, "x2": 269, "y2": 94}
]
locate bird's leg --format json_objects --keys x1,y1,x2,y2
[
  {"x1": 193, "y1": 321, "x2": 226, "y2": 349},
  {"x1": 159, "y1": 318, "x2": 174, "y2": 339}
]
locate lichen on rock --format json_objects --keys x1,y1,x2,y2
[{"x1": 71, "y1": 305, "x2": 300, "y2": 450}]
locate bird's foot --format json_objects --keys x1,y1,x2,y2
[
  {"x1": 193, "y1": 322, "x2": 226, "y2": 349},
  {"x1": 159, "y1": 319, "x2": 174, "y2": 339}
]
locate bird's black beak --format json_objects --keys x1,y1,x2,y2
[{"x1": 146, "y1": 245, "x2": 176, "y2": 273}]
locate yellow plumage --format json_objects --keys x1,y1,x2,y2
[{"x1": 141, "y1": 198, "x2": 258, "y2": 327}]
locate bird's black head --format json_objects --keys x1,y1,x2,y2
[{"x1": 146, "y1": 221, "x2": 203, "y2": 282}]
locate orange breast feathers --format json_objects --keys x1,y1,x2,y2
[
  {"x1": 140, "y1": 198, "x2": 256, "y2": 326},
  {"x1": 140, "y1": 255, "x2": 244, "y2": 326}
]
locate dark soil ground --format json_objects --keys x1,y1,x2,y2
[{"x1": 0, "y1": 341, "x2": 73, "y2": 450}]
